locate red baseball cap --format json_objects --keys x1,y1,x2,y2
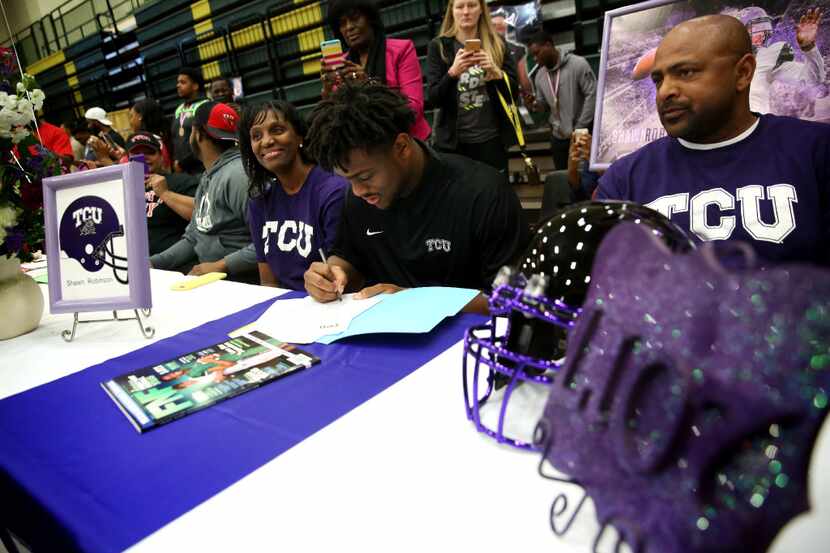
[{"x1": 193, "y1": 101, "x2": 239, "y2": 142}]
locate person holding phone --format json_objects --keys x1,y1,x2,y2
[
  {"x1": 427, "y1": 0, "x2": 518, "y2": 175},
  {"x1": 83, "y1": 106, "x2": 127, "y2": 167},
  {"x1": 321, "y1": 0, "x2": 431, "y2": 140},
  {"x1": 567, "y1": 129, "x2": 602, "y2": 200},
  {"x1": 524, "y1": 30, "x2": 596, "y2": 171},
  {"x1": 84, "y1": 107, "x2": 126, "y2": 150}
]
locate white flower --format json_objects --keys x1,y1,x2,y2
[
  {"x1": 16, "y1": 82, "x2": 25, "y2": 94},
  {"x1": 0, "y1": 93, "x2": 16, "y2": 111},
  {"x1": 11, "y1": 109, "x2": 31, "y2": 128},
  {"x1": 16, "y1": 97, "x2": 32, "y2": 115},
  {"x1": 0, "y1": 108, "x2": 14, "y2": 132},
  {"x1": 0, "y1": 206, "x2": 17, "y2": 230},
  {"x1": 0, "y1": 204, "x2": 18, "y2": 244},
  {"x1": 11, "y1": 126, "x2": 30, "y2": 144},
  {"x1": 30, "y1": 89, "x2": 45, "y2": 112}
]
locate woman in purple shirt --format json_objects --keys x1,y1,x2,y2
[{"x1": 239, "y1": 101, "x2": 347, "y2": 289}]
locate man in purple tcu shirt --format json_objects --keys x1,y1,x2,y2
[{"x1": 597, "y1": 14, "x2": 830, "y2": 266}]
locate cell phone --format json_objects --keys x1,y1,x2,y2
[
  {"x1": 321, "y1": 39, "x2": 346, "y2": 71},
  {"x1": 99, "y1": 131, "x2": 117, "y2": 149},
  {"x1": 464, "y1": 39, "x2": 481, "y2": 52}
]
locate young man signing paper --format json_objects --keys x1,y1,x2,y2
[{"x1": 303, "y1": 82, "x2": 530, "y2": 314}]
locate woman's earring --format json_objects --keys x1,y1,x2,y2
[{"x1": 299, "y1": 143, "x2": 303, "y2": 149}]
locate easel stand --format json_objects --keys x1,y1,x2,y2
[{"x1": 61, "y1": 309, "x2": 154, "y2": 342}]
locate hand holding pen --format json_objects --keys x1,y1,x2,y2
[{"x1": 305, "y1": 248, "x2": 345, "y2": 303}]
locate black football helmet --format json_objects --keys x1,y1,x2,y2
[{"x1": 463, "y1": 201, "x2": 697, "y2": 449}]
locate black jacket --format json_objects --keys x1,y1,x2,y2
[{"x1": 426, "y1": 36, "x2": 519, "y2": 151}]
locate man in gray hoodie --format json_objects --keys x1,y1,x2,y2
[
  {"x1": 525, "y1": 30, "x2": 597, "y2": 171},
  {"x1": 150, "y1": 101, "x2": 257, "y2": 282}
]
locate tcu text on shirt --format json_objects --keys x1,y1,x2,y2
[
  {"x1": 645, "y1": 184, "x2": 797, "y2": 244},
  {"x1": 261, "y1": 220, "x2": 314, "y2": 258}
]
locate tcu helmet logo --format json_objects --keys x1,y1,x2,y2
[
  {"x1": 73, "y1": 206, "x2": 102, "y2": 229},
  {"x1": 59, "y1": 196, "x2": 129, "y2": 284},
  {"x1": 425, "y1": 238, "x2": 451, "y2": 253}
]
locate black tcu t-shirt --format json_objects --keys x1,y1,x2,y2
[
  {"x1": 146, "y1": 172, "x2": 200, "y2": 255},
  {"x1": 331, "y1": 147, "x2": 530, "y2": 290}
]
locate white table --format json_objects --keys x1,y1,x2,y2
[
  {"x1": 0, "y1": 270, "x2": 285, "y2": 402},
  {"x1": 2, "y1": 271, "x2": 828, "y2": 552}
]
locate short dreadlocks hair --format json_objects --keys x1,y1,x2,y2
[{"x1": 305, "y1": 81, "x2": 416, "y2": 172}]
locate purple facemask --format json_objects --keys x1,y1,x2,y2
[
  {"x1": 535, "y1": 223, "x2": 830, "y2": 553},
  {"x1": 463, "y1": 201, "x2": 695, "y2": 450}
]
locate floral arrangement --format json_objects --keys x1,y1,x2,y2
[{"x1": 0, "y1": 46, "x2": 62, "y2": 262}]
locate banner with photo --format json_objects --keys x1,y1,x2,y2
[
  {"x1": 488, "y1": 1, "x2": 543, "y2": 43},
  {"x1": 593, "y1": 0, "x2": 830, "y2": 169}
]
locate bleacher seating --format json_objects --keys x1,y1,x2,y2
[
  {"x1": 16, "y1": 0, "x2": 646, "y2": 215},
  {"x1": 19, "y1": 0, "x2": 650, "y2": 121}
]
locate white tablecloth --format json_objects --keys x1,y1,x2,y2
[
  {"x1": 2, "y1": 271, "x2": 828, "y2": 552},
  {"x1": 0, "y1": 270, "x2": 286, "y2": 401},
  {"x1": 122, "y1": 342, "x2": 830, "y2": 553}
]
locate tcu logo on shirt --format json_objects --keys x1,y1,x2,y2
[
  {"x1": 262, "y1": 220, "x2": 314, "y2": 257},
  {"x1": 195, "y1": 193, "x2": 214, "y2": 232},
  {"x1": 426, "y1": 238, "x2": 452, "y2": 253},
  {"x1": 646, "y1": 184, "x2": 797, "y2": 243}
]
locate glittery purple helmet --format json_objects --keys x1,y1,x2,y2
[
  {"x1": 463, "y1": 201, "x2": 696, "y2": 449},
  {"x1": 737, "y1": 6, "x2": 775, "y2": 46},
  {"x1": 535, "y1": 222, "x2": 830, "y2": 553},
  {"x1": 59, "y1": 195, "x2": 129, "y2": 284}
]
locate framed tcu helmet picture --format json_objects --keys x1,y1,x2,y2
[{"x1": 42, "y1": 162, "x2": 152, "y2": 314}]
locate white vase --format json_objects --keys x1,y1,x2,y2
[{"x1": 0, "y1": 255, "x2": 44, "y2": 340}]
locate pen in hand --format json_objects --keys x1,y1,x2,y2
[{"x1": 318, "y1": 247, "x2": 343, "y2": 302}]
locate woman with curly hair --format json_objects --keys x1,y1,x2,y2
[{"x1": 238, "y1": 101, "x2": 347, "y2": 290}]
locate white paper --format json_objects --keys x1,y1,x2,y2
[{"x1": 249, "y1": 294, "x2": 383, "y2": 344}]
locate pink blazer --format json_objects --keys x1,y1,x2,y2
[{"x1": 384, "y1": 38, "x2": 431, "y2": 141}]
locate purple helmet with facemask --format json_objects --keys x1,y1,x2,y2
[
  {"x1": 462, "y1": 201, "x2": 696, "y2": 449},
  {"x1": 535, "y1": 222, "x2": 830, "y2": 553},
  {"x1": 59, "y1": 195, "x2": 129, "y2": 284}
]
